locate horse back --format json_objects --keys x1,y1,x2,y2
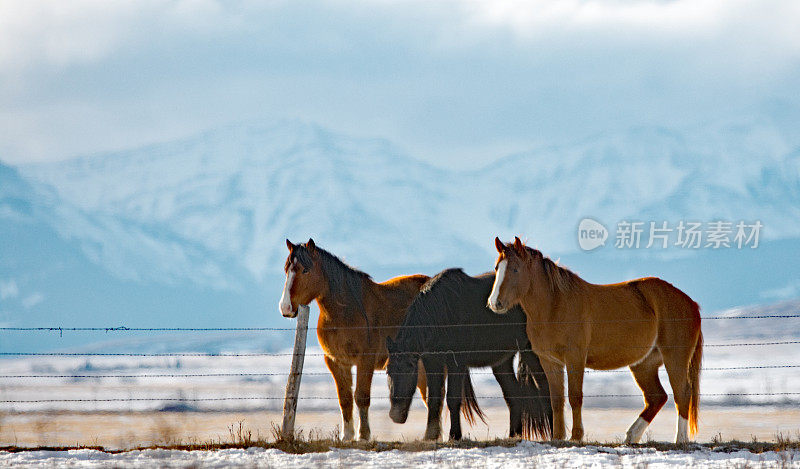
[
  {"x1": 627, "y1": 278, "x2": 702, "y2": 348},
  {"x1": 379, "y1": 273, "x2": 429, "y2": 293},
  {"x1": 626, "y1": 277, "x2": 701, "y2": 322},
  {"x1": 400, "y1": 268, "x2": 530, "y2": 365},
  {"x1": 374, "y1": 274, "x2": 430, "y2": 315}
]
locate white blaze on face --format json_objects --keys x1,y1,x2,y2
[
  {"x1": 279, "y1": 264, "x2": 296, "y2": 317},
  {"x1": 488, "y1": 259, "x2": 507, "y2": 310}
]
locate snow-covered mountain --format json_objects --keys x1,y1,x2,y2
[
  {"x1": 474, "y1": 120, "x2": 800, "y2": 247},
  {"x1": 3, "y1": 116, "x2": 800, "y2": 352},
  {"x1": 19, "y1": 121, "x2": 478, "y2": 285},
  {"x1": 18, "y1": 117, "x2": 800, "y2": 284},
  {"x1": 0, "y1": 160, "x2": 269, "y2": 352}
]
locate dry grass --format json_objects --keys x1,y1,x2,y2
[
  {"x1": 2, "y1": 431, "x2": 800, "y2": 456},
  {"x1": 2, "y1": 407, "x2": 800, "y2": 459}
]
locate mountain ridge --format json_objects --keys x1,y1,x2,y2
[
  {"x1": 3, "y1": 117, "x2": 800, "y2": 351},
  {"x1": 16, "y1": 116, "x2": 800, "y2": 286}
]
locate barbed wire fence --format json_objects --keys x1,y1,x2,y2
[{"x1": 0, "y1": 313, "x2": 798, "y2": 408}]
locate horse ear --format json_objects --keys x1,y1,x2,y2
[
  {"x1": 494, "y1": 237, "x2": 505, "y2": 253},
  {"x1": 513, "y1": 236, "x2": 524, "y2": 253},
  {"x1": 306, "y1": 238, "x2": 316, "y2": 253},
  {"x1": 386, "y1": 336, "x2": 396, "y2": 353},
  {"x1": 286, "y1": 239, "x2": 294, "y2": 251}
]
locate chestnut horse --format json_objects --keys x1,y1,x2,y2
[
  {"x1": 279, "y1": 239, "x2": 429, "y2": 441},
  {"x1": 487, "y1": 237, "x2": 702, "y2": 444}
]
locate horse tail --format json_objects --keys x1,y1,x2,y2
[
  {"x1": 688, "y1": 328, "x2": 703, "y2": 437},
  {"x1": 518, "y1": 349, "x2": 553, "y2": 439},
  {"x1": 460, "y1": 369, "x2": 486, "y2": 425}
]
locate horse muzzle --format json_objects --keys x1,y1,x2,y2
[
  {"x1": 487, "y1": 301, "x2": 508, "y2": 314},
  {"x1": 389, "y1": 404, "x2": 409, "y2": 424},
  {"x1": 279, "y1": 300, "x2": 298, "y2": 318}
]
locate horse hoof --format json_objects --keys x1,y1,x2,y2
[
  {"x1": 624, "y1": 432, "x2": 640, "y2": 445},
  {"x1": 424, "y1": 423, "x2": 441, "y2": 441}
]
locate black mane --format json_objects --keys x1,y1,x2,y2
[
  {"x1": 288, "y1": 243, "x2": 372, "y2": 321},
  {"x1": 396, "y1": 268, "x2": 495, "y2": 353}
]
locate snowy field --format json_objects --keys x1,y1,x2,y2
[
  {"x1": 2, "y1": 442, "x2": 799, "y2": 468},
  {"x1": 3, "y1": 406, "x2": 800, "y2": 450},
  {"x1": 1, "y1": 302, "x2": 799, "y2": 466}
]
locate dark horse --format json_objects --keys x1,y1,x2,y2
[{"x1": 386, "y1": 268, "x2": 552, "y2": 441}]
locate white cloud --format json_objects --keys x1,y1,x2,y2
[
  {"x1": 0, "y1": 279, "x2": 19, "y2": 300},
  {"x1": 762, "y1": 279, "x2": 800, "y2": 301},
  {"x1": 0, "y1": 0, "x2": 799, "y2": 165},
  {"x1": 0, "y1": 1, "x2": 133, "y2": 70},
  {"x1": 0, "y1": 0, "x2": 253, "y2": 71},
  {"x1": 463, "y1": 0, "x2": 798, "y2": 37},
  {"x1": 21, "y1": 292, "x2": 45, "y2": 309}
]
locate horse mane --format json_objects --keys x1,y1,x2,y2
[
  {"x1": 520, "y1": 245, "x2": 580, "y2": 294},
  {"x1": 288, "y1": 243, "x2": 372, "y2": 321},
  {"x1": 396, "y1": 268, "x2": 482, "y2": 352}
]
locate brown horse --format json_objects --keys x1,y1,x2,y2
[
  {"x1": 279, "y1": 239, "x2": 429, "y2": 441},
  {"x1": 487, "y1": 237, "x2": 703, "y2": 444}
]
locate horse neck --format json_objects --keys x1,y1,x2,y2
[
  {"x1": 395, "y1": 310, "x2": 430, "y2": 353},
  {"x1": 520, "y1": 275, "x2": 557, "y2": 320},
  {"x1": 315, "y1": 271, "x2": 376, "y2": 324}
]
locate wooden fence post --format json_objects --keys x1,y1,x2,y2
[{"x1": 280, "y1": 304, "x2": 310, "y2": 440}]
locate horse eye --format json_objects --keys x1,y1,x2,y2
[
  {"x1": 512, "y1": 268, "x2": 519, "y2": 273},
  {"x1": 302, "y1": 268, "x2": 309, "y2": 274}
]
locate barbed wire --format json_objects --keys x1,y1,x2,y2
[
  {"x1": 1, "y1": 340, "x2": 797, "y2": 360},
  {"x1": 0, "y1": 313, "x2": 797, "y2": 334},
  {"x1": 0, "y1": 352, "x2": 278, "y2": 357},
  {"x1": 0, "y1": 365, "x2": 798, "y2": 379},
  {"x1": 2, "y1": 392, "x2": 800, "y2": 404},
  {"x1": 1, "y1": 318, "x2": 797, "y2": 413}
]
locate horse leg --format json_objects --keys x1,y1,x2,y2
[
  {"x1": 422, "y1": 359, "x2": 445, "y2": 440},
  {"x1": 324, "y1": 355, "x2": 354, "y2": 441},
  {"x1": 354, "y1": 364, "x2": 375, "y2": 440},
  {"x1": 417, "y1": 359, "x2": 428, "y2": 405},
  {"x1": 625, "y1": 350, "x2": 667, "y2": 444},
  {"x1": 492, "y1": 358, "x2": 522, "y2": 438},
  {"x1": 540, "y1": 357, "x2": 565, "y2": 440},
  {"x1": 662, "y1": 348, "x2": 694, "y2": 444},
  {"x1": 565, "y1": 357, "x2": 586, "y2": 441},
  {"x1": 446, "y1": 365, "x2": 466, "y2": 441}
]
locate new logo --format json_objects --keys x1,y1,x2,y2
[{"x1": 578, "y1": 218, "x2": 608, "y2": 251}]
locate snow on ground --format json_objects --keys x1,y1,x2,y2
[{"x1": 2, "y1": 442, "x2": 798, "y2": 468}]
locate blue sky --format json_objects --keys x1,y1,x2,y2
[{"x1": 1, "y1": 0, "x2": 799, "y2": 167}]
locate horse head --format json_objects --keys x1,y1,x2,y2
[
  {"x1": 279, "y1": 238, "x2": 325, "y2": 318},
  {"x1": 488, "y1": 236, "x2": 532, "y2": 313},
  {"x1": 386, "y1": 336, "x2": 419, "y2": 424}
]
